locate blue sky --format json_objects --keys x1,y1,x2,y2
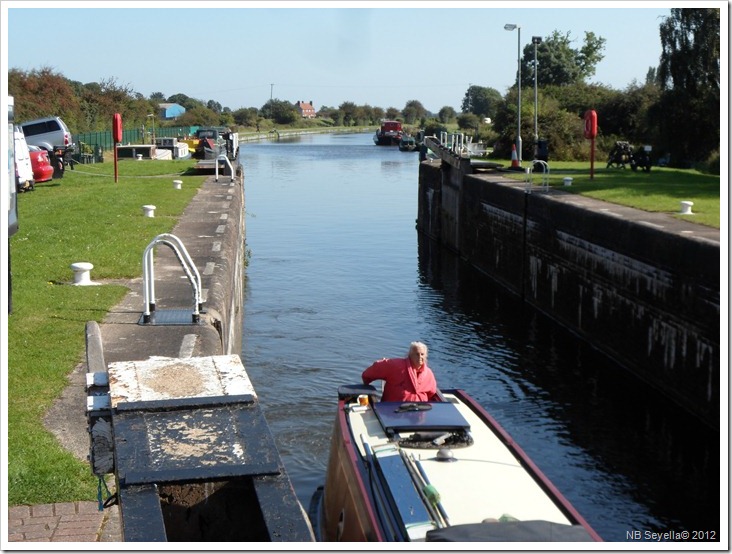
[{"x1": 1, "y1": 1, "x2": 712, "y2": 114}]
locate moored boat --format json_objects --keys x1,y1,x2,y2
[
  {"x1": 310, "y1": 384, "x2": 602, "y2": 542},
  {"x1": 373, "y1": 120, "x2": 403, "y2": 146},
  {"x1": 398, "y1": 135, "x2": 418, "y2": 152}
]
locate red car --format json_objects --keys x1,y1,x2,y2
[{"x1": 28, "y1": 145, "x2": 54, "y2": 183}]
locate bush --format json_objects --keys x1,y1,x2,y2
[{"x1": 696, "y1": 150, "x2": 720, "y2": 175}]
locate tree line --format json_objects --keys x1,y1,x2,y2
[{"x1": 8, "y1": 9, "x2": 718, "y2": 170}]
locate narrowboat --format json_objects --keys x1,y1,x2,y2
[
  {"x1": 398, "y1": 136, "x2": 418, "y2": 152},
  {"x1": 310, "y1": 384, "x2": 602, "y2": 542}
]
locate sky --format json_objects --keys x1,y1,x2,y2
[{"x1": 1, "y1": 1, "x2": 722, "y2": 114}]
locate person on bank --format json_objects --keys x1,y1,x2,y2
[{"x1": 362, "y1": 341, "x2": 440, "y2": 402}]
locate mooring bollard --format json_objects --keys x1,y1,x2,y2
[
  {"x1": 136, "y1": 154, "x2": 143, "y2": 161},
  {"x1": 70, "y1": 262, "x2": 94, "y2": 286},
  {"x1": 680, "y1": 201, "x2": 694, "y2": 215},
  {"x1": 142, "y1": 205, "x2": 156, "y2": 217},
  {"x1": 173, "y1": 179, "x2": 182, "y2": 190},
  {"x1": 563, "y1": 177, "x2": 573, "y2": 186}
]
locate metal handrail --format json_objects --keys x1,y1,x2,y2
[
  {"x1": 215, "y1": 154, "x2": 235, "y2": 183},
  {"x1": 525, "y1": 160, "x2": 550, "y2": 193},
  {"x1": 142, "y1": 233, "x2": 203, "y2": 323}
]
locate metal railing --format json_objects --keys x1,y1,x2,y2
[
  {"x1": 525, "y1": 160, "x2": 550, "y2": 193},
  {"x1": 142, "y1": 234, "x2": 203, "y2": 324}
]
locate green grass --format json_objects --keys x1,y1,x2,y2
[
  {"x1": 8, "y1": 158, "x2": 206, "y2": 505},
  {"x1": 492, "y1": 160, "x2": 721, "y2": 229}
]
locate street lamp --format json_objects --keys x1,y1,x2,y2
[
  {"x1": 532, "y1": 36, "x2": 542, "y2": 153},
  {"x1": 504, "y1": 23, "x2": 521, "y2": 164},
  {"x1": 147, "y1": 113, "x2": 156, "y2": 145}
]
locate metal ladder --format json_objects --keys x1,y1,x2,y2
[
  {"x1": 142, "y1": 233, "x2": 203, "y2": 324},
  {"x1": 525, "y1": 159, "x2": 550, "y2": 193}
]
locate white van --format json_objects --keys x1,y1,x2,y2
[{"x1": 14, "y1": 125, "x2": 34, "y2": 192}]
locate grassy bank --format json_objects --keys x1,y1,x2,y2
[
  {"x1": 492, "y1": 160, "x2": 720, "y2": 228},
  {"x1": 7, "y1": 158, "x2": 205, "y2": 505}
]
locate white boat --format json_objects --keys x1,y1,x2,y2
[{"x1": 310, "y1": 384, "x2": 602, "y2": 542}]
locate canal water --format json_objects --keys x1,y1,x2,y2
[{"x1": 240, "y1": 132, "x2": 719, "y2": 542}]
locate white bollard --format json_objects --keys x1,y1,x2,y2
[
  {"x1": 136, "y1": 154, "x2": 143, "y2": 161},
  {"x1": 70, "y1": 262, "x2": 94, "y2": 286},
  {"x1": 680, "y1": 201, "x2": 694, "y2": 215},
  {"x1": 173, "y1": 179, "x2": 183, "y2": 190},
  {"x1": 563, "y1": 177, "x2": 573, "y2": 186},
  {"x1": 142, "y1": 205, "x2": 156, "y2": 217}
]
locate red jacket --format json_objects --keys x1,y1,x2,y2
[{"x1": 362, "y1": 357, "x2": 437, "y2": 402}]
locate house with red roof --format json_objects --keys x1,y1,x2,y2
[{"x1": 295, "y1": 100, "x2": 316, "y2": 119}]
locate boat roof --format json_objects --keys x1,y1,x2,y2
[{"x1": 342, "y1": 389, "x2": 597, "y2": 541}]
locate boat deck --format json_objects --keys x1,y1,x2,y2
[{"x1": 345, "y1": 392, "x2": 574, "y2": 536}]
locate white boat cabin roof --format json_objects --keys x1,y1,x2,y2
[{"x1": 344, "y1": 391, "x2": 580, "y2": 541}]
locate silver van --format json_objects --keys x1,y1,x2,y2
[
  {"x1": 19, "y1": 115, "x2": 75, "y2": 177},
  {"x1": 20, "y1": 115, "x2": 74, "y2": 151}
]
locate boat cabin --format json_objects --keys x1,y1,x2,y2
[{"x1": 380, "y1": 120, "x2": 402, "y2": 133}]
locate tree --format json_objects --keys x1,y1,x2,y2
[
  {"x1": 658, "y1": 8, "x2": 720, "y2": 93},
  {"x1": 369, "y1": 106, "x2": 385, "y2": 123},
  {"x1": 598, "y1": 81, "x2": 661, "y2": 144},
  {"x1": 150, "y1": 92, "x2": 166, "y2": 101},
  {"x1": 260, "y1": 99, "x2": 298, "y2": 124},
  {"x1": 457, "y1": 113, "x2": 480, "y2": 132},
  {"x1": 653, "y1": 8, "x2": 720, "y2": 165},
  {"x1": 233, "y1": 107, "x2": 259, "y2": 127},
  {"x1": 338, "y1": 101, "x2": 359, "y2": 126},
  {"x1": 402, "y1": 100, "x2": 427, "y2": 124},
  {"x1": 438, "y1": 106, "x2": 457, "y2": 124},
  {"x1": 385, "y1": 107, "x2": 401, "y2": 120},
  {"x1": 521, "y1": 30, "x2": 606, "y2": 87},
  {"x1": 461, "y1": 86, "x2": 503, "y2": 119},
  {"x1": 423, "y1": 118, "x2": 447, "y2": 138},
  {"x1": 8, "y1": 67, "x2": 82, "y2": 128},
  {"x1": 167, "y1": 93, "x2": 203, "y2": 111},
  {"x1": 177, "y1": 105, "x2": 220, "y2": 127}
]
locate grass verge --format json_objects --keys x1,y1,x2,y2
[
  {"x1": 493, "y1": 160, "x2": 720, "y2": 229},
  {"x1": 7, "y1": 158, "x2": 205, "y2": 505}
]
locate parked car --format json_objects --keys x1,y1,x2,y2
[
  {"x1": 13, "y1": 125, "x2": 34, "y2": 192},
  {"x1": 28, "y1": 145, "x2": 54, "y2": 183},
  {"x1": 19, "y1": 115, "x2": 75, "y2": 178}
]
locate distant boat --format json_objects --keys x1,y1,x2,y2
[
  {"x1": 398, "y1": 136, "x2": 418, "y2": 152},
  {"x1": 309, "y1": 383, "x2": 602, "y2": 543},
  {"x1": 374, "y1": 120, "x2": 403, "y2": 146}
]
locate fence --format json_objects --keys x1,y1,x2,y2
[{"x1": 73, "y1": 126, "x2": 198, "y2": 162}]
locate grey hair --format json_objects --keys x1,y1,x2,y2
[{"x1": 409, "y1": 341, "x2": 428, "y2": 356}]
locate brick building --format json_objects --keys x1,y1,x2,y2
[{"x1": 295, "y1": 100, "x2": 316, "y2": 118}]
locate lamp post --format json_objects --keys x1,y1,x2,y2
[
  {"x1": 147, "y1": 113, "x2": 156, "y2": 145},
  {"x1": 504, "y1": 23, "x2": 521, "y2": 164},
  {"x1": 532, "y1": 36, "x2": 542, "y2": 155}
]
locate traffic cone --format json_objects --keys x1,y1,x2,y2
[{"x1": 510, "y1": 144, "x2": 520, "y2": 168}]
